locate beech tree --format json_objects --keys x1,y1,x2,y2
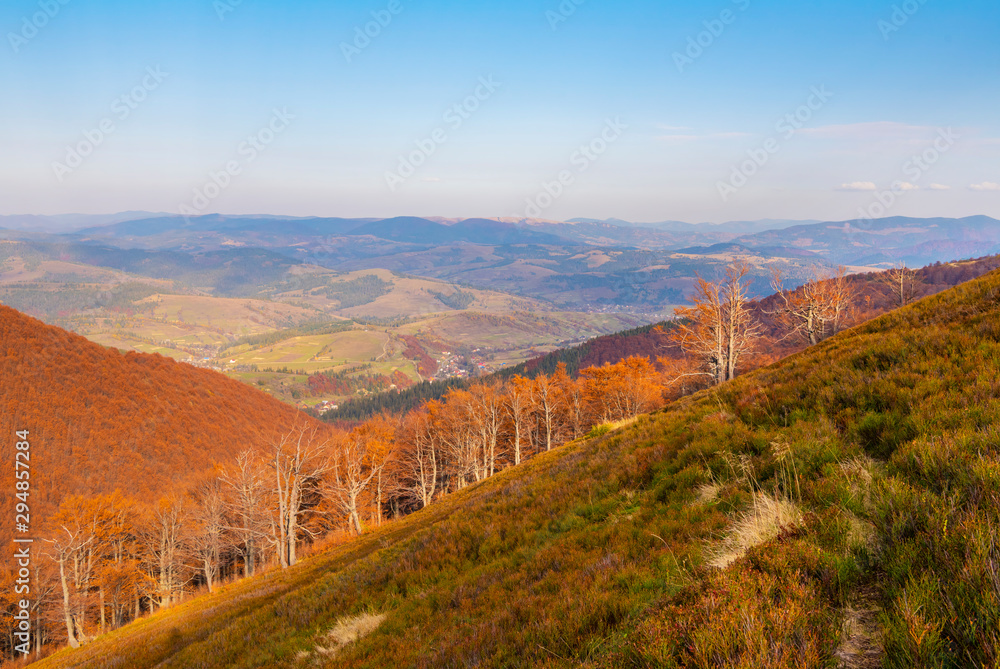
[
  {"x1": 270, "y1": 424, "x2": 332, "y2": 567},
  {"x1": 189, "y1": 480, "x2": 229, "y2": 592},
  {"x1": 438, "y1": 389, "x2": 483, "y2": 487},
  {"x1": 552, "y1": 364, "x2": 585, "y2": 440},
  {"x1": 220, "y1": 450, "x2": 270, "y2": 578},
  {"x1": 90, "y1": 493, "x2": 146, "y2": 632},
  {"x1": 42, "y1": 507, "x2": 94, "y2": 649},
  {"x1": 469, "y1": 383, "x2": 504, "y2": 478},
  {"x1": 399, "y1": 408, "x2": 440, "y2": 508},
  {"x1": 504, "y1": 376, "x2": 533, "y2": 465},
  {"x1": 96, "y1": 558, "x2": 150, "y2": 631},
  {"x1": 880, "y1": 263, "x2": 920, "y2": 306},
  {"x1": 325, "y1": 423, "x2": 388, "y2": 535},
  {"x1": 147, "y1": 497, "x2": 188, "y2": 608},
  {"x1": 531, "y1": 373, "x2": 561, "y2": 452},
  {"x1": 362, "y1": 416, "x2": 398, "y2": 527},
  {"x1": 673, "y1": 261, "x2": 761, "y2": 384},
  {"x1": 580, "y1": 357, "x2": 663, "y2": 423},
  {"x1": 769, "y1": 266, "x2": 855, "y2": 345}
]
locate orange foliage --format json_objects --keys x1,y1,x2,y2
[{"x1": 0, "y1": 305, "x2": 317, "y2": 567}]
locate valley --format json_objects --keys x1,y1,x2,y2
[{"x1": 0, "y1": 238, "x2": 651, "y2": 409}]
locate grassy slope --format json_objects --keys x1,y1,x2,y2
[{"x1": 33, "y1": 270, "x2": 1000, "y2": 669}]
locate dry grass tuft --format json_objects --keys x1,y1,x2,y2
[
  {"x1": 694, "y1": 482, "x2": 721, "y2": 505},
  {"x1": 313, "y1": 611, "x2": 386, "y2": 659},
  {"x1": 708, "y1": 494, "x2": 803, "y2": 569},
  {"x1": 845, "y1": 512, "x2": 877, "y2": 552},
  {"x1": 605, "y1": 416, "x2": 641, "y2": 431}
]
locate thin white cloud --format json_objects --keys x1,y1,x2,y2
[
  {"x1": 894, "y1": 181, "x2": 919, "y2": 191},
  {"x1": 837, "y1": 181, "x2": 878, "y2": 191},
  {"x1": 655, "y1": 131, "x2": 752, "y2": 143},
  {"x1": 798, "y1": 122, "x2": 938, "y2": 140},
  {"x1": 655, "y1": 134, "x2": 699, "y2": 142},
  {"x1": 927, "y1": 183, "x2": 951, "y2": 191},
  {"x1": 969, "y1": 182, "x2": 1000, "y2": 191}
]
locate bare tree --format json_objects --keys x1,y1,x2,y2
[
  {"x1": 724, "y1": 262, "x2": 760, "y2": 381},
  {"x1": 189, "y1": 480, "x2": 229, "y2": 593},
  {"x1": 325, "y1": 424, "x2": 388, "y2": 535},
  {"x1": 220, "y1": 450, "x2": 270, "y2": 578},
  {"x1": 531, "y1": 374, "x2": 560, "y2": 452},
  {"x1": 399, "y1": 409, "x2": 439, "y2": 508},
  {"x1": 43, "y1": 526, "x2": 93, "y2": 649},
  {"x1": 147, "y1": 497, "x2": 188, "y2": 608},
  {"x1": 769, "y1": 266, "x2": 856, "y2": 345},
  {"x1": 437, "y1": 390, "x2": 482, "y2": 488},
  {"x1": 504, "y1": 376, "x2": 533, "y2": 465},
  {"x1": 270, "y1": 424, "x2": 331, "y2": 567},
  {"x1": 470, "y1": 383, "x2": 504, "y2": 477},
  {"x1": 673, "y1": 261, "x2": 762, "y2": 384},
  {"x1": 880, "y1": 263, "x2": 919, "y2": 307}
]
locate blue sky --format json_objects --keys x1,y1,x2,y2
[{"x1": 1, "y1": 0, "x2": 998, "y2": 222}]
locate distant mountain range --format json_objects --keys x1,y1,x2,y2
[
  {"x1": 0, "y1": 211, "x2": 172, "y2": 234},
  {"x1": 3, "y1": 213, "x2": 999, "y2": 309}
]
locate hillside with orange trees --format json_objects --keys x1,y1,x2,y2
[
  {"x1": 0, "y1": 300, "x2": 663, "y2": 661},
  {"x1": 0, "y1": 305, "x2": 314, "y2": 506},
  {"x1": 0, "y1": 305, "x2": 322, "y2": 595}
]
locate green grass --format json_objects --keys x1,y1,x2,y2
[
  {"x1": 229, "y1": 330, "x2": 390, "y2": 370},
  {"x1": 33, "y1": 269, "x2": 1000, "y2": 668}
]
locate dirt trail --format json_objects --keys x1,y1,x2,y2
[{"x1": 835, "y1": 584, "x2": 882, "y2": 669}]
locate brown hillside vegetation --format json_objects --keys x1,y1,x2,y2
[
  {"x1": 23, "y1": 267, "x2": 1000, "y2": 668},
  {"x1": 0, "y1": 305, "x2": 310, "y2": 508},
  {"x1": 0, "y1": 305, "x2": 322, "y2": 651}
]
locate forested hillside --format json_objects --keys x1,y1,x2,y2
[
  {"x1": 0, "y1": 305, "x2": 325, "y2": 656},
  {"x1": 0, "y1": 305, "x2": 310, "y2": 502}
]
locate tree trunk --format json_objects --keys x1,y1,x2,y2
[
  {"x1": 99, "y1": 587, "x2": 106, "y2": 633},
  {"x1": 513, "y1": 423, "x2": 521, "y2": 466},
  {"x1": 58, "y1": 558, "x2": 81, "y2": 649},
  {"x1": 204, "y1": 557, "x2": 215, "y2": 593}
]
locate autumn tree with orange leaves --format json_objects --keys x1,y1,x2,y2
[
  {"x1": 325, "y1": 421, "x2": 391, "y2": 535},
  {"x1": 580, "y1": 357, "x2": 663, "y2": 424}
]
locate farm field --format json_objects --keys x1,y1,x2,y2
[
  {"x1": 135, "y1": 294, "x2": 326, "y2": 334},
  {"x1": 272, "y1": 268, "x2": 546, "y2": 318},
  {"x1": 396, "y1": 310, "x2": 653, "y2": 355},
  {"x1": 228, "y1": 330, "x2": 391, "y2": 371}
]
